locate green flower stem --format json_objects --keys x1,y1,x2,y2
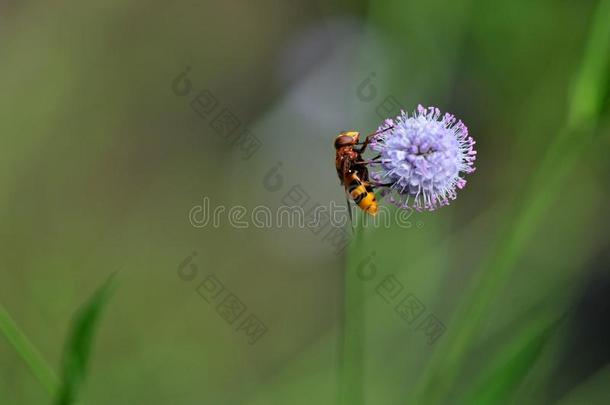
[
  {"x1": 0, "y1": 303, "x2": 59, "y2": 395},
  {"x1": 415, "y1": 0, "x2": 610, "y2": 402},
  {"x1": 339, "y1": 230, "x2": 366, "y2": 405}
]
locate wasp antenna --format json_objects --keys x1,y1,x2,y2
[{"x1": 366, "y1": 125, "x2": 394, "y2": 138}]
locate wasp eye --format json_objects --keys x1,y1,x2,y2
[{"x1": 334, "y1": 135, "x2": 356, "y2": 149}]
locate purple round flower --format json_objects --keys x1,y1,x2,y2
[{"x1": 369, "y1": 105, "x2": 476, "y2": 212}]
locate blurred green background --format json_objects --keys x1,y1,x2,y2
[{"x1": 1, "y1": 0, "x2": 609, "y2": 404}]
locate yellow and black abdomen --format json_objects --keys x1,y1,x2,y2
[{"x1": 346, "y1": 173, "x2": 378, "y2": 215}]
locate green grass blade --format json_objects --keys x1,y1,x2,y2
[
  {"x1": 459, "y1": 316, "x2": 564, "y2": 405},
  {"x1": 568, "y1": 0, "x2": 610, "y2": 129},
  {"x1": 339, "y1": 230, "x2": 365, "y2": 405},
  {"x1": 0, "y1": 304, "x2": 59, "y2": 395},
  {"x1": 414, "y1": 0, "x2": 610, "y2": 402},
  {"x1": 54, "y1": 274, "x2": 117, "y2": 405}
]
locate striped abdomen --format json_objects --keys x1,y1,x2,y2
[{"x1": 346, "y1": 173, "x2": 378, "y2": 215}]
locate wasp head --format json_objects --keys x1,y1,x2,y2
[{"x1": 334, "y1": 131, "x2": 360, "y2": 149}]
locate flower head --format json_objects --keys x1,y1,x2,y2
[{"x1": 369, "y1": 105, "x2": 476, "y2": 211}]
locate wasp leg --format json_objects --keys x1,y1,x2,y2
[
  {"x1": 354, "y1": 152, "x2": 381, "y2": 158},
  {"x1": 355, "y1": 154, "x2": 383, "y2": 165},
  {"x1": 357, "y1": 159, "x2": 388, "y2": 165},
  {"x1": 368, "y1": 182, "x2": 394, "y2": 204},
  {"x1": 357, "y1": 126, "x2": 393, "y2": 153}
]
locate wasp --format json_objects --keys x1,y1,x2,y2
[{"x1": 334, "y1": 127, "x2": 393, "y2": 217}]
